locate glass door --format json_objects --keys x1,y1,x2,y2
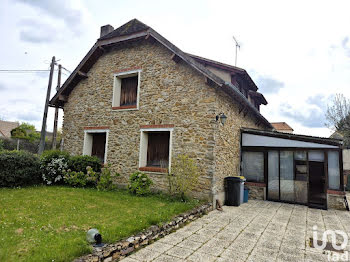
[
  {"x1": 280, "y1": 151, "x2": 294, "y2": 202},
  {"x1": 268, "y1": 151, "x2": 279, "y2": 200},
  {"x1": 294, "y1": 151, "x2": 308, "y2": 204}
]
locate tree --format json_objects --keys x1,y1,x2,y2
[
  {"x1": 326, "y1": 94, "x2": 350, "y2": 129},
  {"x1": 326, "y1": 94, "x2": 350, "y2": 146},
  {"x1": 11, "y1": 123, "x2": 40, "y2": 142}
]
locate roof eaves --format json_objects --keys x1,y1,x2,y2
[
  {"x1": 147, "y1": 29, "x2": 225, "y2": 87},
  {"x1": 241, "y1": 128, "x2": 343, "y2": 146},
  {"x1": 187, "y1": 53, "x2": 258, "y2": 91},
  {"x1": 225, "y1": 82, "x2": 272, "y2": 128}
]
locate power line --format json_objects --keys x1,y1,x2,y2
[{"x1": 0, "y1": 69, "x2": 53, "y2": 73}]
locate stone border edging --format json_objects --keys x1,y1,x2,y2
[{"x1": 74, "y1": 203, "x2": 212, "y2": 262}]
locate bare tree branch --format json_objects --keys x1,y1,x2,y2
[{"x1": 326, "y1": 93, "x2": 350, "y2": 130}]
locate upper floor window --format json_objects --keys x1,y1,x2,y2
[{"x1": 112, "y1": 69, "x2": 141, "y2": 110}]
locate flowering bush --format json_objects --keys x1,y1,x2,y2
[
  {"x1": 128, "y1": 172, "x2": 153, "y2": 196},
  {"x1": 41, "y1": 157, "x2": 68, "y2": 185},
  {"x1": 40, "y1": 150, "x2": 70, "y2": 185}
]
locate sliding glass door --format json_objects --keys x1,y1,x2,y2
[
  {"x1": 280, "y1": 151, "x2": 294, "y2": 202},
  {"x1": 268, "y1": 151, "x2": 279, "y2": 200},
  {"x1": 268, "y1": 150, "x2": 297, "y2": 203}
]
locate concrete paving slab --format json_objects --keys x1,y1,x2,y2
[{"x1": 121, "y1": 200, "x2": 350, "y2": 262}]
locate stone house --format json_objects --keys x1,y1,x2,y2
[
  {"x1": 0, "y1": 120, "x2": 19, "y2": 138},
  {"x1": 50, "y1": 19, "x2": 345, "y2": 209},
  {"x1": 50, "y1": 19, "x2": 271, "y2": 203},
  {"x1": 271, "y1": 122, "x2": 294, "y2": 134}
]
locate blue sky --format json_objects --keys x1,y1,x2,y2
[{"x1": 0, "y1": 0, "x2": 349, "y2": 137}]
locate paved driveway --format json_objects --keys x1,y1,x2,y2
[{"x1": 123, "y1": 200, "x2": 350, "y2": 262}]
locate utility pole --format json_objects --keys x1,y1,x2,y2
[
  {"x1": 233, "y1": 35, "x2": 240, "y2": 66},
  {"x1": 51, "y1": 64, "x2": 61, "y2": 150},
  {"x1": 38, "y1": 56, "x2": 55, "y2": 154}
]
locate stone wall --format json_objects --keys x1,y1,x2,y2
[
  {"x1": 74, "y1": 203, "x2": 212, "y2": 262},
  {"x1": 62, "y1": 39, "x2": 218, "y2": 199},
  {"x1": 245, "y1": 183, "x2": 266, "y2": 200},
  {"x1": 212, "y1": 88, "x2": 269, "y2": 204},
  {"x1": 327, "y1": 192, "x2": 346, "y2": 210}
]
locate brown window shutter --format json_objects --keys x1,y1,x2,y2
[
  {"x1": 120, "y1": 76, "x2": 138, "y2": 106},
  {"x1": 147, "y1": 132, "x2": 170, "y2": 168}
]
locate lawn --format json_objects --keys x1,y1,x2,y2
[{"x1": 0, "y1": 186, "x2": 200, "y2": 262}]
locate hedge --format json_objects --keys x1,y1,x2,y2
[
  {"x1": 68, "y1": 155, "x2": 102, "y2": 173},
  {"x1": 0, "y1": 150, "x2": 41, "y2": 187}
]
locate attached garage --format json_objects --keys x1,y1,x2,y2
[{"x1": 241, "y1": 128, "x2": 345, "y2": 209}]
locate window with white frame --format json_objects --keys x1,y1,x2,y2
[
  {"x1": 112, "y1": 70, "x2": 141, "y2": 109},
  {"x1": 83, "y1": 129, "x2": 109, "y2": 163},
  {"x1": 139, "y1": 128, "x2": 173, "y2": 171}
]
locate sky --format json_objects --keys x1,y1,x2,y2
[{"x1": 0, "y1": 0, "x2": 349, "y2": 137}]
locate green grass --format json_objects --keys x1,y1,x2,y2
[{"x1": 0, "y1": 186, "x2": 200, "y2": 262}]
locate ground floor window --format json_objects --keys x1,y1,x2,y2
[
  {"x1": 139, "y1": 128, "x2": 173, "y2": 172},
  {"x1": 242, "y1": 151, "x2": 264, "y2": 182},
  {"x1": 147, "y1": 132, "x2": 170, "y2": 167},
  {"x1": 83, "y1": 129, "x2": 108, "y2": 163}
]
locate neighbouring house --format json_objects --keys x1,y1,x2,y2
[
  {"x1": 271, "y1": 122, "x2": 294, "y2": 133},
  {"x1": 0, "y1": 120, "x2": 19, "y2": 138},
  {"x1": 49, "y1": 19, "x2": 345, "y2": 209}
]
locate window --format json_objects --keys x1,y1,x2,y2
[
  {"x1": 147, "y1": 132, "x2": 170, "y2": 167},
  {"x1": 83, "y1": 129, "x2": 109, "y2": 163},
  {"x1": 328, "y1": 151, "x2": 340, "y2": 190},
  {"x1": 120, "y1": 76, "x2": 138, "y2": 106},
  {"x1": 139, "y1": 128, "x2": 173, "y2": 172},
  {"x1": 242, "y1": 151, "x2": 264, "y2": 182},
  {"x1": 112, "y1": 70, "x2": 141, "y2": 109}
]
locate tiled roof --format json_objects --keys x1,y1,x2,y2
[
  {"x1": 99, "y1": 19, "x2": 149, "y2": 40},
  {"x1": 50, "y1": 19, "x2": 273, "y2": 129},
  {"x1": 0, "y1": 120, "x2": 19, "y2": 137},
  {"x1": 271, "y1": 122, "x2": 294, "y2": 131}
]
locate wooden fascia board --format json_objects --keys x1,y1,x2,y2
[
  {"x1": 50, "y1": 43, "x2": 99, "y2": 105},
  {"x1": 58, "y1": 95, "x2": 68, "y2": 102},
  {"x1": 171, "y1": 53, "x2": 181, "y2": 63},
  {"x1": 98, "y1": 31, "x2": 148, "y2": 46},
  {"x1": 77, "y1": 71, "x2": 88, "y2": 78}
]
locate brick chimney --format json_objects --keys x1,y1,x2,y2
[{"x1": 100, "y1": 25, "x2": 114, "y2": 38}]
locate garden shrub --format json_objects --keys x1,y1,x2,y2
[
  {"x1": 63, "y1": 165, "x2": 118, "y2": 189},
  {"x1": 97, "y1": 165, "x2": 119, "y2": 191},
  {"x1": 40, "y1": 150, "x2": 70, "y2": 185},
  {"x1": 0, "y1": 150, "x2": 41, "y2": 187},
  {"x1": 63, "y1": 171, "x2": 87, "y2": 187},
  {"x1": 128, "y1": 172, "x2": 153, "y2": 195},
  {"x1": 68, "y1": 155, "x2": 101, "y2": 173},
  {"x1": 168, "y1": 154, "x2": 199, "y2": 201}
]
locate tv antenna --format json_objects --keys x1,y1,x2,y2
[{"x1": 232, "y1": 35, "x2": 240, "y2": 66}]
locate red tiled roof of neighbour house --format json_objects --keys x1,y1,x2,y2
[
  {"x1": 0, "y1": 120, "x2": 19, "y2": 137},
  {"x1": 271, "y1": 122, "x2": 294, "y2": 131},
  {"x1": 49, "y1": 19, "x2": 273, "y2": 129}
]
